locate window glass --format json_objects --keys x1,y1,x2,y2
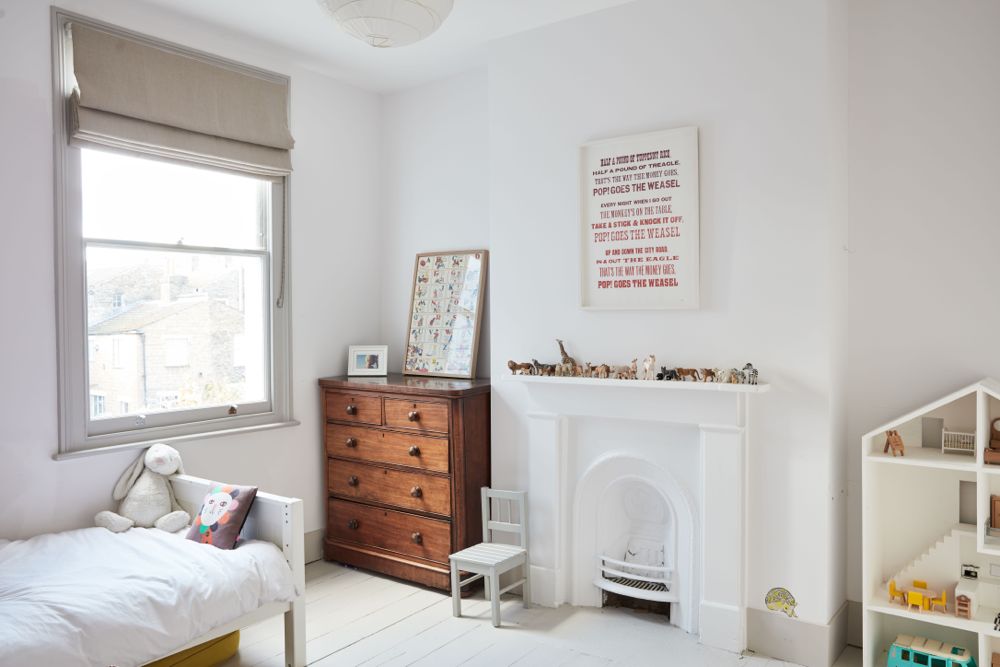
[
  {"x1": 913, "y1": 653, "x2": 928, "y2": 666},
  {"x1": 82, "y1": 149, "x2": 266, "y2": 249}
]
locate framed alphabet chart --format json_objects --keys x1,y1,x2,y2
[
  {"x1": 403, "y1": 250, "x2": 488, "y2": 379},
  {"x1": 580, "y1": 126, "x2": 700, "y2": 310}
]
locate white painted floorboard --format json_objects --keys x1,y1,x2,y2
[{"x1": 219, "y1": 561, "x2": 862, "y2": 667}]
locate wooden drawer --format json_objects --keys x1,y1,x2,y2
[
  {"x1": 384, "y1": 398, "x2": 449, "y2": 434},
  {"x1": 328, "y1": 499, "x2": 451, "y2": 563},
  {"x1": 325, "y1": 424, "x2": 449, "y2": 473},
  {"x1": 328, "y1": 460, "x2": 451, "y2": 516},
  {"x1": 325, "y1": 391, "x2": 382, "y2": 426}
]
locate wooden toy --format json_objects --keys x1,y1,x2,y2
[
  {"x1": 700, "y1": 368, "x2": 717, "y2": 383},
  {"x1": 929, "y1": 590, "x2": 946, "y2": 613},
  {"x1": 888, "y1": 579, "x2": 906, "y2": 605},
  {"x1": 742, "y1": 363, "x2": 759, "y2": 385},
  {"x1": 986, "y1": 417, "x2": 1000, "y2": 465},
  {"x1": 883, "y1": 430, "x2": 905, "y2": 457},
  {"x1": 906, "y1": 590, "x2": 924, "y2": 613},
  {"x1": 642, "y1": 355, "x2": 657, "y2": 380},
  {"x1": 532, "y1": 359, "x2": 556, "y2": 377},
  {"x1": 956, "y1": 594, "x2": 971, "y2": 619},
  {"x1": 507, "y1": 360, "x2": 534, "y2": 375},
  {"x1": 675, "y1": 368, "x2": 700, "y2": 382}
]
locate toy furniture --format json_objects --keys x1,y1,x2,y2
[
  {"x1": 449, "y1": 487, "x2": 530, "y2": 627},
  {"x1": 907, "y1": 590, "x2": 925, "y2": 613},
  {"x1": 992, "y1": 651, "x2": 999, "y2": 667},
  {"x1": 929, "y1": 590, "x2": 947, "y2": 613},
  {"x1": 883, "y1": 429, "x2": 905, "y2": 457},
  {"x1": 942, "y1": 427, "x2": 975, "y2": 455},
  {"x1": 986, "y1": 418, "x2": 1000, "y2": 465},
  {"x1": 992, "y1": 495, "x2": 1000, "y2": 530},
  {"x1": 956, "y1": 579, "x2": 980, "y2": 616},
  {"x1": 889, "y1": 579, "x2": 906, "y2": 605},
  {"x1": 956, "y1": 594, "x2": 972, "y2": 619},
  {"x1": 913, "y1": 579, "x2": 928, "y2": 590},
  {"x1": 319, "y1": 375, "x2": 491, "y2": 591}
]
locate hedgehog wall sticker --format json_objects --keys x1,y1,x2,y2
[{"x1": 765, "y1": 587, "x2": 798, "y2": 618}]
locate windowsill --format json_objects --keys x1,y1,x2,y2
[{"x1": 52, "y1": 419, "x2": 301, "y2": 460}]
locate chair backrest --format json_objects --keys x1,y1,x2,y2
[
  {"x1": 889, "y1": 579, "x2": 897, "y2": 594},
  {"x1": 913, "y1": 579, "x2": 928, "y2": 590},
  {"x1": 481, "y1": 487, "x2": 527, "y2": 549},
  {"x1": 907, "y1": 591, "x2": 923, "y2": 605}
]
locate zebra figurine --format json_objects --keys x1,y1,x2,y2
[{"x1": 742, "y1": 363, "x2": 759, "y2": 385}]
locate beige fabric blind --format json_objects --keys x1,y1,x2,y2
[{"x1": 69, "y1": 22, "x2": 294, "y2": 175}]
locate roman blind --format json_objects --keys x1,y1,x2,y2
[{"x1": 68, "y1": 22, "x2": 294, "y2": 175}]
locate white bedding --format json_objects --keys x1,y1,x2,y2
[{"x1": 0, "y1": 527, "x2": 296, "y2": 667}]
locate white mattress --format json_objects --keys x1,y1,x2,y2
[{"x1": 0, "y1": 526, "x2": 296, "y2": 667}]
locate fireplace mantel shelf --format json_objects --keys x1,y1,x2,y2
[{"x1": 507, "y1": 374, "x2": 770, "y2": 393}]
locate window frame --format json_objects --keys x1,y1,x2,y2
[{"x1": 52, "y1": 9, "x2": 295, "y2": 457}]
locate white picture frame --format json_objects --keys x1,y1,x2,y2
[
  {"x1": 348, "y1": 345, "x2": 388, "y2": 376},
  {"x1": 580, "y1": 126, "x2": 700, "y2": 310}
]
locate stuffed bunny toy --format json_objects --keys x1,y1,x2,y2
[{"x1": 94, "y1": 443, "x2": 190, "y2": 533}]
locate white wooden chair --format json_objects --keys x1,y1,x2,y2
[{"x1": 449, "y1": 487, "x2": 530, "y2": 627}]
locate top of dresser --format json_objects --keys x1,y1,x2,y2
[{"x1": 319, "y1": 374, "x2": 491, "y2": 398}]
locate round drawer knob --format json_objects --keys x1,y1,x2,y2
[
  {"x1": 408, "y1": 445, "x2": 420, "y2": 457},
  {"x1": 411, "y1": 532, "x2": 423, "y2": 545},
  {"x1": 410, "y1": 486, "x2": 423, "y2": 498},
  {"x1": 345, "y1": 437, "x2": 357, "y2": 448},
  {"x1": 407, "y1": 410, "x2": 420, "y2": 422},
  {"x1": 346, "y1": 404, "x2": 357, "y2": 415},
  {"x1": 347, "y1": 475, "x2": 359, "y2": 487},
  {"x1": 347, "y1": 519, "x2": 359, "y2": 530}
]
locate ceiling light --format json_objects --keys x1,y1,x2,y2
[{"x1": 317, "y1": 0, "x2": 454, "y2": 48}]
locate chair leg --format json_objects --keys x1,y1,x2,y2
[
  {"x1": 450, "y1": 560, "x2": 462, "y2": 618},
  {"x1": 490, "y1": 568, "x2": 501, "y2": 627},
  {"x1": 522, "y1": 563, "x2": 531, "y2": 609}
]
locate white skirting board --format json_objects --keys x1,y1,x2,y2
[
  {"x1": 747, "y1": 602, "x2": 848, "y2": 667},
  {"x1": 305, "y1": 529, "x2": 324, "y2": 564}
]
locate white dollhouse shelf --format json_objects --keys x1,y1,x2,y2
[
  {"x1": 862, "y1": 378, "x2": 1000, "y2": 667},
  {"x1": 507, "y1": 374, "x2": 770, "y2": 393}
]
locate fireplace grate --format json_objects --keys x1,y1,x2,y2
[{"x1": 605, "y1": 575, "x2": 668, "y2": 593}]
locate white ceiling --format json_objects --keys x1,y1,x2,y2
[{"x1": 133, "y1": 0, "x2": 638, "y2": 93}]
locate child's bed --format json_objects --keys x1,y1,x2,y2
[{"x1": 0, "y1": 474, "x2": 305, "y2": 667}]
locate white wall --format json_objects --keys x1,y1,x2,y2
[
  {"x1": 487, "y1": 0, "x2": 847, "y2": 626},
  {"x1": 0, "y1": 0, "x2": 381, "y2": 539},
  {"x1": 846, "y1": 0, "x2": 1000, "y2": 604},
  {"x1": 379, "y1": 70, "x2": 491, "y2": 375}
]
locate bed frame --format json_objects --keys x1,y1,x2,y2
[{"x1": 163, "y1": 474, "x2": 305, "y2": 667}]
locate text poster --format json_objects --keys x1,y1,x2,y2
[{"x1": 580, "y1": 127, "x2": 699, "y2": 309}]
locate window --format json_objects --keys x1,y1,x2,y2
[
  {"x1": 931, "y1": 658, "x2": 945, "y2": 667},
  {"x1": 54, "y1": 13, "x2": 293, "y2": 453},
  {"x1": 913, "y1": 653, "x2": 928, "y2": 666},
  {"x1": 901, "y1": 650, "x2": 910, "y2": 661}
]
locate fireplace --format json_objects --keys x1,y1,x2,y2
[{"x1": 511, "y1": 375, "x2": 766, "y2": 653}]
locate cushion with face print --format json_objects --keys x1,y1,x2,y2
[{"x1": 184, "y1": 482, "x2": 258, "y2": 549}]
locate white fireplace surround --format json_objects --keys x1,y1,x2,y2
[
  {"x1": 572, "y1": 453, "x2": 697, "y2": 632},
  {"x1": 510, "y1": 375, "x2": 768, "y2": 654}
]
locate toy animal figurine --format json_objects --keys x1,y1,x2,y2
[
  {"x1": 507, "y1": 360, "x2": 534, "y2": 375},
  {"x1": 611, "y1": 365, "x2": 630, "y2": 380},
  {"x1": 728, "y1": 368, "x2": 745, "y2": 384},
  {"x1": 555, "y1": 362, "x2": 576, "y2": 377},
  {"x1": 628, "y1": 358, "x2": 638, "y2": 380},
  {"x1": 594, "y1": 364, "x2": 611, "y2": 379},
  {"x1": 656, "y1": 367, "x2": 679, "y2": 381},
  {"x1": 641, "y1": 355, "x2": 657, "y2": 380},
  {"x1": 884, "y1": 429, "x2": 905, "y2": 457},
  {"x1": 742, "y1": 363, "x2": 759, "y2": 385},
  {"x1": 532, "y1": 359, "x2": 556, "y2": 377},
  {"x1": 94, "y1": 443, "x2": 190, "y2": 533},
  {"x1": 675, "y1": 368, "x2": 700, "y2": 382},
  {"x1": 700, "y1": 368, "x2": 717, "y2": 383},
  {"x1": 556, "y1": 339, "x2": 577, "y2": 369},
  {"x1": 581, "y1": 362, "x2": 595, "y2": 378}
]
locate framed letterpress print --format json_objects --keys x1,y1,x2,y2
[{"x1": 403, "y1": 250, "x2": 488, "y2": 379}]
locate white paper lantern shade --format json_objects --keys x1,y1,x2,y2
[{"x1": 318, "y1": 0, "x2": 455, "y2": 48}]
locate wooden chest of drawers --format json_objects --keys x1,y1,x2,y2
[{"x1": 318, "y1": 374, "x2": 490, "y2": 590}]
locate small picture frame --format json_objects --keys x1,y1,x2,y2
[{"x1": 348, "y1": 345, "x2": 388, "y2": 376}]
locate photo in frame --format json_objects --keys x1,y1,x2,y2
[
  {"x1": 347, "y1": 345, "x2": 388, "y2": 376},
  {"x1": 580, "y1": 126, "x2": 700, "y2": 310},
  {"x1": 403, "y1": 250, "x2": 488, "y2": 379}
]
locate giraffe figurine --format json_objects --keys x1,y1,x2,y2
[{"x1": 556, "y1": 339, "x2": 577, "y2": 369}]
